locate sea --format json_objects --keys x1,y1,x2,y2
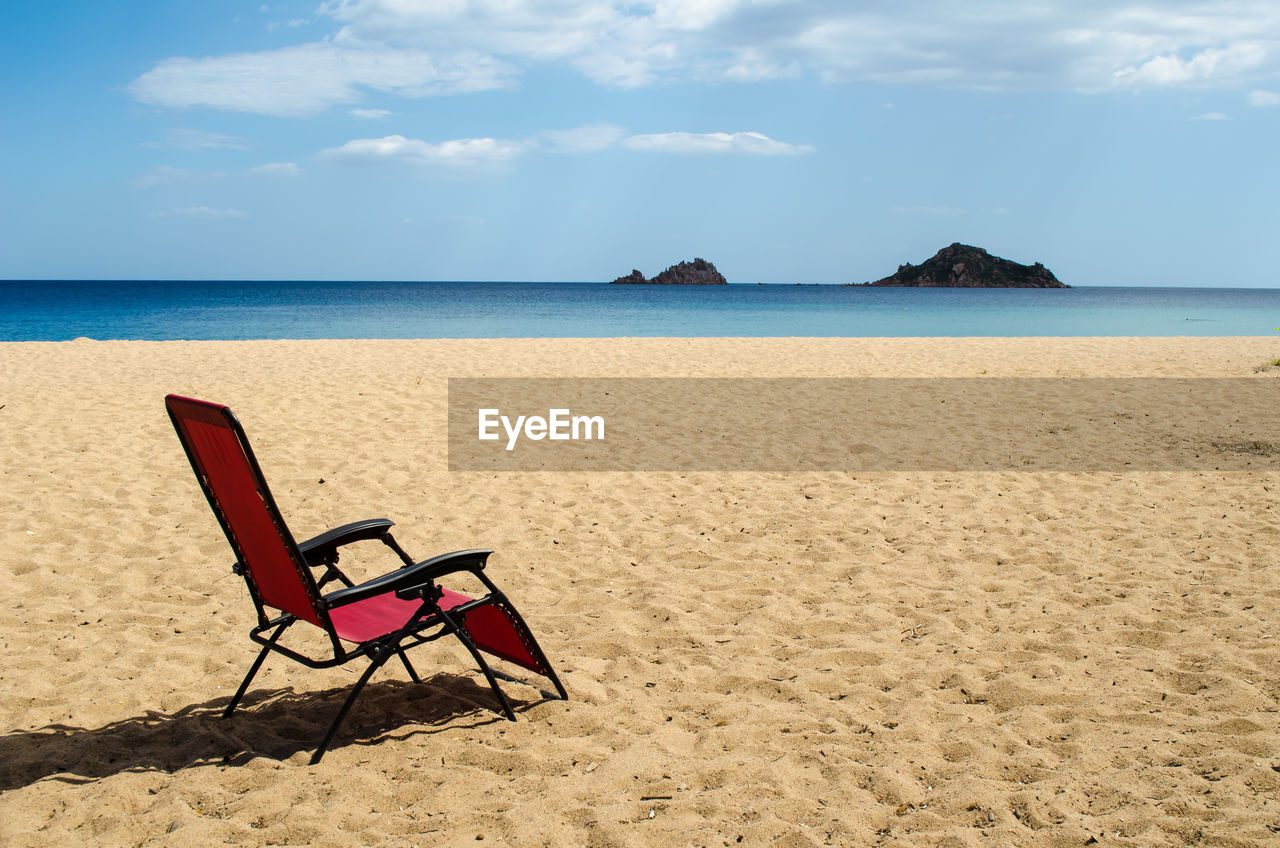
[{"x1": 3, "y1": 280, "x2": 1280, "y2": 340}]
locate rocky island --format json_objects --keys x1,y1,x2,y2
[
  {"x1": 611, "y1": 258, "x2": 728, "y2": 285},
  {"x1": 857, "y1": 243, "x2": 1067, "y2": 288}
]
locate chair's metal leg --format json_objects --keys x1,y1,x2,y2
[
  {"x1": 439, "y1": 610, "x2": 517, "y2": 721},
  {"x1": 483, "y1": 593, "x2": 569, "y2": 702},
  {"x1": 224, "y1": 622, "x2": 287, "y2": 718},
  {"x1": 543, "y1": 664, "x2": 569, "y2": 702},
  {"x1": 310, "y1": 647, "x2": 392, "y2": 765},
  {"x1": 514, "y1": 621, "x2": 568, "y2": 701},
  {"x1": 397, "y1": 649, "x2": 420, "y2": 683}
]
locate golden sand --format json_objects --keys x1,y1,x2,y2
[{"x1": 2, "y1": 337, "x2": 1279, "y2": 846}]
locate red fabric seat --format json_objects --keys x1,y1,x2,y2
[{"x1": 330, "y1": 587, "x2": 471, "y2": 644}]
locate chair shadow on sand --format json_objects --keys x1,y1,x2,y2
[{"x1": 0, "y1": 673, "x2": 538, "y2": 791}]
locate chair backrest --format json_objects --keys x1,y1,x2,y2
[{"x1": 166, "y1": 395, "x2": 323, "y2": 627}]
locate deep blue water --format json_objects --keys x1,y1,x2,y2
[{"x1": 3, "y1": 280, "x2": 1280, "y2": 340}]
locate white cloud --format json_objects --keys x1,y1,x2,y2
[
  {"x1": 246, "y1": 161, "x2": 303, "y2": 176},
  {"x1": 130, "y1": 43, "x2": 515, "y2": 116},
  {"x1": 539, "y1": 123, "x2": 627, "y2": 153},
  {"x1": 650, "y1": 0, "x2": 761, "y2": 32},
  {"x1": 1192, "y1": 111, "x2": 1229, "y2": 120},
  {"x1": 143, "y1": 128, "x2": 248, "y2": 150},
  {"x1": 323, "y1": 0, "x2": 624, "y2": 61},
  {"x1": 624, "y1": 130, "x2": 813, "y2": 155},
  {"x1": 131, "y1": 2, "x2": 1280, "y2": 115},
  {"x1": 321, "y1": 126, "x2": 813, "y2": 168},
  {"x1": 1112, "y1": 43, "x2": 1266, "y2": 87},
  {"x1": 349, "y1": 107, "x2": 392, "y2": 118},
  {"x1": 1250, "y1": 89, "x2": 1280, "y2": 105},
  {"x1": 151, "y1": 206, "x2": 248, "y2": 219},
  {"x1": 267, "y1": 18, "x2": 310, "y2": 30},
  {"x1": 323, "y1": 0, "x2": 1280, "y2": 92},
  {"x1": 321, "y1": 134, "x2": 524, "y2": 166},
  {"x1": 717, "y1": 46, "x2": 801, "y2": 83},
  {"x1": 133, "y1": 165, "x2": 203, "y2": 188}
]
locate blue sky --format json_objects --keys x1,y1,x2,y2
[{"x1": 1, "y1": 1, "x2": 1277, "y2": 284}]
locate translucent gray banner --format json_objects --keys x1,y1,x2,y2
[{"x1": 447, "y1": 378, "x2": 1280, "y2": 471}]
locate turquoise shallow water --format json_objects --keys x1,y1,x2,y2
[{"x1": 3, "y1": 281, "x2": 1280, "y2": 340}]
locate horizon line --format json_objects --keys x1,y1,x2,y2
[{"x1": 3, "y1": 279, "x2": 1278, "y2": 289}]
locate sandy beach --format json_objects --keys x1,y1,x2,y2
[{"x1": 3, "y1": 336, "x2": 1280, "y2": 847}]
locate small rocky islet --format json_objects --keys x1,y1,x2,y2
[
  {"x1": 854, "y1": 243, "x2": 1067, "y2": 288},
  {"x1": 610, "y1": 258, "x2": 728, "y2": 285}
]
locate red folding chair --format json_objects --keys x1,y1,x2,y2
[{"x1": 166, "y1": 394, "x2": 566, "y2": 764}]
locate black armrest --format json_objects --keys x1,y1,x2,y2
[
  {"x1": 322, "y1": 549, "x2": 494, "y2": 609},
  {"x1": 298, "y1": 519, "x2": 395, "y2": 564}
]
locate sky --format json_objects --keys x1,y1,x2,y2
[{"x1": 1, "y1": 1, "x2": 1277, "y2": 285}]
